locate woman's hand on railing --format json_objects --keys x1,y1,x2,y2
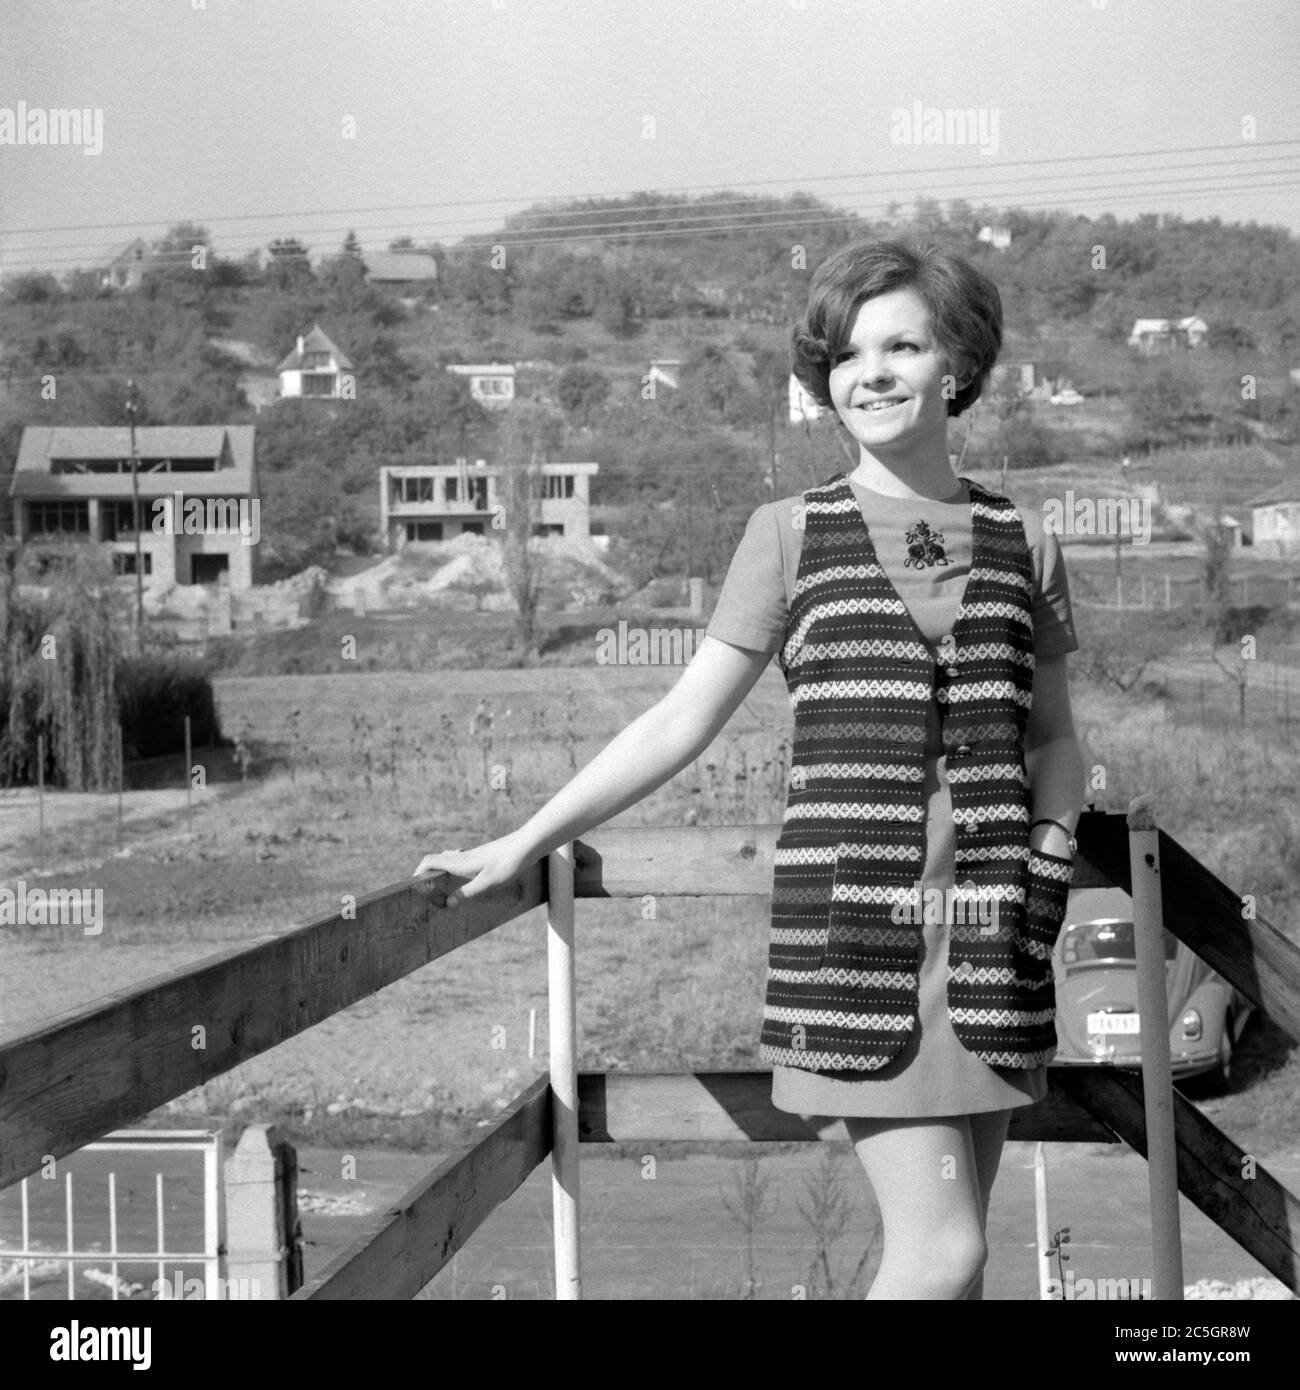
[{"x1": 412, "y1": 832, "x2": 535, "y2": 907}]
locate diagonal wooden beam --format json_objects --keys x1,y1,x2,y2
[
  {"x1": 576, "y1": 1070, "x2": 1117, "y2": 1144},
  {"x1": 295, "y1": 1075, "x2": 552, "y2": 1301},
  {"x1": 1058, "y1": 1067, "x2": 1300, "y2": 1295},
  {"x1": 0, "y1": 867, "x2": 544, "y2": 1187}
]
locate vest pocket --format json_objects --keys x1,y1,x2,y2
[
  {"x1": 1015, "y1": 847, "x2": 1074, "y2": 986},
  {"x1": 769, "y1": 841, "x2": 838, "y2": 977}
]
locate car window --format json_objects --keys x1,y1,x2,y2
[{"x1": 1061, "y1": 920, "x2": 1178, "y2": 965}]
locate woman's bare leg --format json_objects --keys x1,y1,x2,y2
[
  {"x1": 843, "y1": 1115, "x2": 987, "y2": 1299},
  {"x1": 961, "y1": 1107, "x2": 1014, "y2": 1300}
]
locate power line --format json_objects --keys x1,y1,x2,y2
[
  {"x1": 5, "y1": 137, "x2": 1299, "y2": 238},
  {"x1": 5, "y1": 154, "x2": 1298, "y2": 263},
  {"x1": 5, "y1": 170, "x2": 1298, "y2": 275}
]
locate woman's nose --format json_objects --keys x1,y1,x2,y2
[{"x1": 855, "y1": 358, "x2": 893, "y2": 386}]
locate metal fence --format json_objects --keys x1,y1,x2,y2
[
  {"x1": 0, "y1": 1130, "x2": 222, "y2": 1301},
  {"x1": 1071, "y1": 570, "x2": 1297, "y2": 610}
]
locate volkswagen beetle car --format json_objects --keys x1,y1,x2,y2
[{"x1": 1050, "y1": 888, "x2": 1254, "y2": 1091}]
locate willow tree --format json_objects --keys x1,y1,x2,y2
[{"x1": 0, "y1": 539, "x2": 123, "y2": 789}]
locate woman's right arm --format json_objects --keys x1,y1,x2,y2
[{"x1": 412, "y1": 635, "x2": 775, "y2": 903}]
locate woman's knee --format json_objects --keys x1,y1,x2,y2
[{"x1": 913, "y1": 1225, "x2": 988, "y2": 1299}]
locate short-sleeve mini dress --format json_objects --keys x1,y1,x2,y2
[{"x1": 706, "y1": 475, "x2": 1079, "y2": 1118}]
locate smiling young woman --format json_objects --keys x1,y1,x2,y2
[{"x1": 414, "y1": 239, "x2": 1086, "y2": 1300}]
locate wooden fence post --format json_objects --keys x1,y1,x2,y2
[
  {"x1": 1127, "y1": 794, "x2": 1184, "y2": 1300},
  {"x1": 225, "y1": 1123, "x2": 302, "y2": 1299}
]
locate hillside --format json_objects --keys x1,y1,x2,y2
[{"x1": 2, "y1": 193, "x2": 1298, "y2": 586}]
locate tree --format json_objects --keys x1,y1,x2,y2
[
  {"x1": 1, "y1": 272, "x2": 62, "y2": 305},
  {"x1": 0, "y1": 540, "x2": 123, "y2": 789},
  {"x1": 555, "y1": 364, "x2": 610, "y2": 424},
  {"x1": 363, "y1": 334, "x2": 418, "y2": 396},
  {"x1": 1202, "y1": 516, "x2": 1235, "y2": 645},
  {"x1": 594, "y1": 279, "x2": 638, "y2": 337},
  {"x1": 671, "y1": 344, "x2": 756, "y2": 426},
  {"x1": 263, "y1": 238, "x2": 314, "y2": 291},
  {"x1": 317, "y1": 252, "x2": 370, "y2": 310},
  {"x1": 1125, "y1": 365, "x2": 1209, "y2": 447},
  {"x1": 750, "y1": 344, "x2": 791, "y2": 493},
  {"x1": 494, "y1": 401, "x2": 566, "y2": 657},
  {"x1": 148, "y1": 222, "x2": 212, "y2": 285}
]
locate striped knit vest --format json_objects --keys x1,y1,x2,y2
[{"x1": 759, "y1": 473, "x2": 1068, "y2": 1073}]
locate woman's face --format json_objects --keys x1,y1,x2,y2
[{"x1": 826, "y1": 287, "x2": 962, "y2": 457}]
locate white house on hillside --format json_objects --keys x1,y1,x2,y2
[
  {"x1": 646, "y1": 359, "x2": 683, "y2": 392},
  {"x1": 445, "y1": 362, "x2": 515, "y2": 409},
  {"x1": 1128, "y1": 316, "x2": 1209, "y2": 353},
  {"x1": 1249, "y1": 490, "x2": 1300, "y2": 558},
  {"x1": 977, "y1": 225, "x2": 1012, "y2": 251},
  {"x1": 101, "y1": 238, "x2": 150, "y2": 290},
  {"x1": 277, "y1": 325, "x2": 355, "y2": 399},
  {"x1": 380, "y1": 458, "x2": 598, "y2": 546}
]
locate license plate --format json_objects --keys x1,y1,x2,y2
[{"x1": 1088, "y1": 1011, "x2": 1140, "y2": 1035}]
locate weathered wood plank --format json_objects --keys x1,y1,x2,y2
[
  {"x1": 572, "y1": 818, "x2": 1118, "y2": 896},
  {"x1": 0, "y1": 867, "x2": 544, "y2": 1187},
  {"x1": 1057, "y1": 1067, "x2": 1300, "y2": 1295},
  {"x1": 577, "y1": 1070, "x2": 1118, "y2": 1143},
  {"x1": 573, "y1": 815, "x2": 1297, "y2": 1041},
  {"x1": 294, "y1": 1075, "x2": 551, "y2": 1300}
]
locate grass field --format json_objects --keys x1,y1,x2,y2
[{"x1": 2, "y1": 650, "x2": 1298, "y2": 1163}]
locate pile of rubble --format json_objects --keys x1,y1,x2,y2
[{"x1": 326, "y1": 533, "x2": 626, "y2": 613}]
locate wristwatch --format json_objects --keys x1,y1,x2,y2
[{"x1": 1030, "y1": 818, "x2": 1077, "y2": 854}]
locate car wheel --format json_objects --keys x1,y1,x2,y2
[{"x1": 1202, "y1": 1023, "x2": 1233, "y2": 1094}]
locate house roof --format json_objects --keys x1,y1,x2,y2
[
  {"x1": 1247, "y1": 493, "x2": 1300, "y2": 509},
  {"x1": 1129, "y1": 316, "x2": 1206, "y2": 336},
  {"x1": 445, "y1": 362, "x2": 516, "y2": 376},
  {"x1": 363, "y1": 250, "x2": 439, "y2": 283},
  {"x1": 276, "y1": 323, "x2": 353, "y2": 373},
  {"x1": 10, "y1": 425, "x2": 256, "y2": 499},
  {"x1": 105, "y1": 237, "x2": 149, "y2": 267}
]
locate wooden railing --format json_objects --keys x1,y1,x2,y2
[{"x1": 1, "y1": 810, "x2": 1297, "y2": 1299}]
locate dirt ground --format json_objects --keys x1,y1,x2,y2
[{"x1": 292, "y1": 1142, "x2": 1299, "y2": 1300}]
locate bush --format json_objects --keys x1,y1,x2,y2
[
  {"x1": 117, "y1": 652, "x2": 223, "y2": 760},
  {"x1": 990, "y1": 416, "x2": 1062, "y2": 469}
]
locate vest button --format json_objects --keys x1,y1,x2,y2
[
  {"x1": 955, "y1": 960, "x2": 975, "y2": 980},
  {"x1": 946, "y1": 666, "x2": 960, "y2": 678},
  {"x1": 955, "y1": 744, "x2": 971, "y2": 756}
]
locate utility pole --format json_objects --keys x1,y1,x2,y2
[
  {"x1": 125, "y1": 379, "x2": 145, "y2": 651},
  {"x1": 1115, "y1": 453, "x2": 1130, "y2": 603},
  {"x1": 768, "y1": 371, "x2": 779, "y2": 497},
  {"x1": 684, "y1": 465, "x2": 694, "y2": 593}
]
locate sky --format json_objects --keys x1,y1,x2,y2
[{"x1": 1, "y1": 0, "x2": 1297, "y2": 277}]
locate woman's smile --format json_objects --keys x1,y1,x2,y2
[{"x1": 827, "y1": 287, "x2": 958, "y2": 466}]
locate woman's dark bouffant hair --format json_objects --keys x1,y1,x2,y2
[{"x1": 791, "y1": 240, "x2": 1003, "y2": 418}]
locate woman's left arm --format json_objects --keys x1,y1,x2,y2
[{"x1": 1024, "y1": 653, "x2": 1087, "y2": 858}]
